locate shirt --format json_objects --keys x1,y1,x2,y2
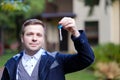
[{"x1": 21, "y1": 48, "x2": 45, "y2": 76}]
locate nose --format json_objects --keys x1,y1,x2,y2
[{"x1": 32, "y1": 35, "x2": 37, "y2": 42}]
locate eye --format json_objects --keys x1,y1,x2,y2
[
  {"x1": 26, "y1": 32, "x2": 34, "y2": 36},
  {"x1": 37, "y1": 33, "x2": 42, "y2": 37}
]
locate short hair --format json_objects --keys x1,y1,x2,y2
[{"x1": 21, "y1": 19, "x2": 45, "y2": 35}]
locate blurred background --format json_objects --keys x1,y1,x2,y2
[{"x1": 0, "y1": 0, "x2": 120, "y2": 80}]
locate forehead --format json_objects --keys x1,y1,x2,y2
[
  {"x1": 23, "y1": 19, "x2": 45, "y2": 28},
  {"x1": 24, "y1": 24, "x2": 44, "y2": 33}
]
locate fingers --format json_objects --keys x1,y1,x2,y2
[
  {"x1": 59, "y1": 17, "x2": 75, "y2": 28},
  {"x1": 59, "y1": 17, "x2": 76, "y2": 30},
  {"x1": 59, "y1": 17, "x2": 80, "y2": 37}
]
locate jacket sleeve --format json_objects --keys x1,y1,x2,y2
[{"x1": 58, "y1": 30, "x2": 95, "y2": 74}]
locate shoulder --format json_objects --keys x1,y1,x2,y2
[
  {"x1": 46, "y1": 51, "x2": 58, "y2": 58},
  {"x1": 12, "y1": 52, "x2": 23, "y2": 60}
]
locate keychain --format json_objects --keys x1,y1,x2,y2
[{"x1": 58, "y1": 25, "x2": 63, "y2": 41}]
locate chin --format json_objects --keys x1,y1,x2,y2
[{"x1": 31, "y1": 48, "x2": 40, "y2": 51}]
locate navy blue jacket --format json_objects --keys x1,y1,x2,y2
[{"x1": 1, "y1": 30, "x2": 94, "y2": 80}]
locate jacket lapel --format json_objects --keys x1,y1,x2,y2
[{"x1": 38, "y1": 52, "x2": 55, "y2": 80}]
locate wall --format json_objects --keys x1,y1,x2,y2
[
  {"x1": 111, "y1": 0, "x2": 120, "y2": 44},
  {"x1": 73, "y1": 0, "x2": 120, "y2": 45}
]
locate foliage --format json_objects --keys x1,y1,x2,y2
[
  {"x1": 0, "y1": 0, "x2": 27, "y2": 28},
  {"x1": 0, "y1": 0, "x2": 45, "y2": 28},
  {"x1": 0, "y1": 0, "x2": 47, "y2": 51},
  {"x1": 0, "y1": 0, "x2": 30, "y2": 12},
  {"x1": 80, "y1": 0, "x2": 117, "y2": 16},
  {"x1": 95, "y1": 61, "x2": 120, "y2": 80},
  {"x1": 0, "y1": 49, "x2": 18, "y2": 67},
  {"x1": 90, "y1": 43, "x2": 120, "y2": 80},
  {"x1": 23, "y1": 0, "x2": 45, "y2": 18},
  {"x1": 93, "y1": 43, "x2": 120, "y2": 63}
]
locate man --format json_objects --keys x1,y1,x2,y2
[{"x1": 1, "y1": 17, "x2": 94, "y2": 80}]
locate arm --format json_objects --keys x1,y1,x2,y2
[
  {"x1": 58, "y1": 30, "x2": 95, "y2": 74},
  {"x1": 58, "y1": 17, "x2": 95, "y2": 74}
]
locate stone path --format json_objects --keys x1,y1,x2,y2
[{"x1": 0, "y1": 67, "x2": 4, "y2": 79}]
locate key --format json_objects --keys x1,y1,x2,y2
[{"x1": 58, "y1": 25, "x2": 63, "y2": 41}]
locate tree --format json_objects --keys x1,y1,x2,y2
[
  {"x1": 81, "y1": 0, "x2": 116, "y2": 16},
  {"x1": 0, "y1": 0, "x2": 46, "y2": 54}
]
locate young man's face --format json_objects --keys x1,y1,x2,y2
[{"x1": 21, "y1": 24, "x2": 45, "y2": 52}]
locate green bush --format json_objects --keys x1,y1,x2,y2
[
  {"x1": 91, "y1": 43, "x2": 120, "y2": 70},
  {"x1": 94, "y1": 43, "x2": 120, "y2": 62}
]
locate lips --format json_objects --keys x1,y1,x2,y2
[{"x1": 29, "y1": 43, "x2": 39, "y2": 46}]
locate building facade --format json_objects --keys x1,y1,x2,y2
[
  {"x1": 73, "y1": 0, "x2": 120, "y2": 44},
  {"x1": 41, "y1": 0, "x2": 120, "y2": 53},
  {"x1": 0, "y1": 0, "x2": 119, "y2": 55}
]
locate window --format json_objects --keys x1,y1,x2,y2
[
  {"x1": 85, "y1": 21, "x2": 99, "y2": 45},
  {"x1": 85, "y1": 0, "x2": 99, "y2": 6}
]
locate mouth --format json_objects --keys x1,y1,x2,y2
[{"x1": 30, "y1": 43, "x2": 38, "y2": 47}]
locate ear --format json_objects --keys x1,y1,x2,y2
[{"x1": 21, "y1": 35, "x2": 23, "y2": 43}]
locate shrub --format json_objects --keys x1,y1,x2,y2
[
  {"x1": 81, "y1": 43, "x2": 120, "y2": 71},
  {"x1": 90, "y1": 43, "x2": 120, "y2": 80},
  {"x1": 93, "y1": 43, "x2": 120, "y2": 63},
  {"x1": 94, "y1": 61, "x2": 120, "y2": 80}
]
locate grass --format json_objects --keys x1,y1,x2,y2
[
  {"x1": 0, "y1": 53, "x2": 15, "y2": 68},
  {"x1": 65, "y1": 70, "x2": 97, "y2": 80}
]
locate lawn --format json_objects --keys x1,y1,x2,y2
[
  {"x1": 65, "y1": 70, "x2": 97, "y2": 80},
  {"x1": 0, "y1": 53, "x2": 97, "y2": 80},
  {"x1": 0, "y1": 53, "x2": 15, "y2": 67}
]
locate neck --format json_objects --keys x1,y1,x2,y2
[{"x1": 25, "y1": 50, "x2": 39, "y2": 56}]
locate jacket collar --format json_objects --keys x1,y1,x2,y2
[{"x1": 38, "y1": 51, "x2": 55, "y2": 80}]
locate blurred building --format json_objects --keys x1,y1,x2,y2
[
  {"x1": 40, "y1": 0, "x2": 76, "y2": 53},
  {"x1": 39, "y1": 0, "x2": 119, "y2": 53},
  {"x1": 74, "y1": 0, "x2": 120, "y2": 45},
  {"x1": 0, "y1": 0, "x2": 119, "y2": 55}
]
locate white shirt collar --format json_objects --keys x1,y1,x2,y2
[{"x1": 34, "y1": 48, "x2": 46, "y2": 60}]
